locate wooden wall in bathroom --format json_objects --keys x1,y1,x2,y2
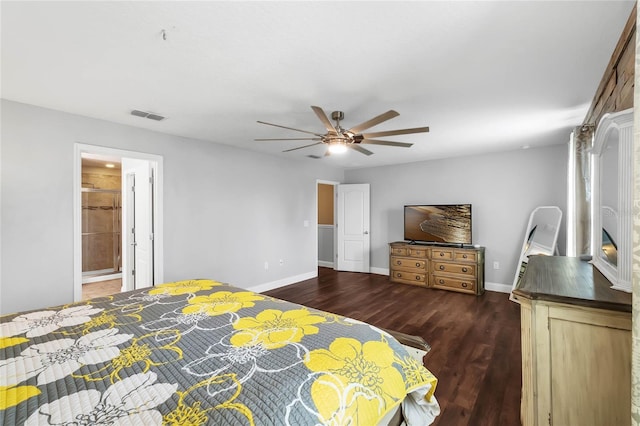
[
  {"x1": 82, "y1": 166, "x2": 121, "y2": 190},
  {"x1": 583, "y1": 4, "x2": 636, "y2": 127}
]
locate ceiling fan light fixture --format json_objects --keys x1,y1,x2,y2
[{"x1": 328, "y1": 141, "x2": 348, "y2": 154}]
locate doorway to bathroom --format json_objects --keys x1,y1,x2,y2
[{"x1": 74, "y1": 144, "x2": 164, "y2": 302}]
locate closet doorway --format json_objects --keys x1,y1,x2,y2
[
  {"x1": 74, "y1": 144, "x2": 164, "y2": 302},
  {"x1": 317, "y1": 180, "x2": 337, "y2": 268}
]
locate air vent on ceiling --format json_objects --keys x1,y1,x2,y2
[
  {"x1": 131, "y1": 109, "x2": 166, "y2": 121},
  {"x1": 306, "y1": 155, "x2": 323, "y2": 159}
]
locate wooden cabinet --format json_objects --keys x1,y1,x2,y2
[
  {"x1": 389, "y1": 242, "x2": 484, "y2": 295},
  {"x1": 512, "y1": 256, "x2": 632, "y2": 426}
]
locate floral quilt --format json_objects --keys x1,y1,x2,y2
[{"x1": 0, "y1": 279, "x2": 439, "y2": 425}]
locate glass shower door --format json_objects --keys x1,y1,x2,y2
[{"x1": 82, "y1": 188, "x2": 122, "y2": 278}]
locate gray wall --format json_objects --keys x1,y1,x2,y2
[
  {"x1": 345, "y1": 145, "x2": 568, "y2": 286},
  {"x1": 318, "y1": 226, "x2": 334, "y2": 264},
  {"x1": 0, "y1": 99, "x2": 569, "y2": 312},
  {"x1": 1, "y1": 100, "x2": 344, "y2": 313}
]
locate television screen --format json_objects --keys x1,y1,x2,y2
[{"x1": 404, "y1": 204, "x2": 472, "y2": 245}]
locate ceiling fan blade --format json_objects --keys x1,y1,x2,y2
[
  {"x1": 360, "y1": 139, "x2": 413, "y2": 148},
  {"x1": 311, "y1": 106, "x2": 338, "y2": 134},
  {"x1": 257, "y1": 120, "x2": 323, "y2": 136},
  {"x1": 361, "y1": 126, "x2": 430, "y2": 138},
  {"x1": 282, "y1": 142, "x2": 324, "y2": 152},
  {"x1": 255, "y1": 138, "x2": 321, "y2": 141},
  {"x1": 347, "y1": 110, "x2": 400, "y2": 134},
  {"x1": 349, "y1": 144, "x2": 374, "y2": 156}
]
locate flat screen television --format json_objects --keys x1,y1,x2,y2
[{"x1": 404, "y1": 204, "x2": 472, "y2": 245}]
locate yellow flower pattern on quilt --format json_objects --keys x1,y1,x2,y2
[
  {"x1": 304, "y1": 337, "x2": 406, "y2": 424},
  {"x1": 183, "y1": 291, "x2": 264, "y2": 316},
  {"x1": 0, "y1": 279, "x2": 439, "y2": 425},
  {"x1": 149, "y1": 279, "x2": 223, "y2": 296},
  {"x1": 0, "y1": 336, "x2": 28, "y2": 349},
  {"x1": 163, "y1": 374, "x2": 254, "y2": 426},
  {"x1": 231, "y1": 308, "x2": 326, "y2": 349},
  {"x1": 396, "y1": 354, "x2": 438, "y2": 401},
  {"x1": 0, "y1": 385, "x2": 40, "y2": 410},
  {"x1": 79, "y1": 330, "x2": 183, "y2": 384}
]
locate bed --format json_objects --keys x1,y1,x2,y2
[{"x1": 1, "y1": 279, "x2": 439, "y2": 425}]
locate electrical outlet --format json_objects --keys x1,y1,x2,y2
[
  {"x1": 264, "y1": 261, "x2": 269, "y2": 270},
  {"x1": 493, "y1": 261, "x2": 500, "y2": 270},
  {"x1": 279, "y1": 259, "x2": 284, "y2": 266}
]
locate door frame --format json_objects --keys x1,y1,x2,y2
[{"x1": 73, "y1": 143, "x2": 164, "y2": 302}]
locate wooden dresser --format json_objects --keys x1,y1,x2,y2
[
  {"x1": 388, "y1": 241, "x2": 485, "y2": 295},
  {"x1": 512, "y1": 256, "x2": 632, "y2": 426}
]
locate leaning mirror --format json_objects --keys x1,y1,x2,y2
[
  {"x1": 591, "y1": 108, "x2": 633, "y2": 292},
  {"x1": 510, "y1": 206, "x2": 562, "y2": 301}
]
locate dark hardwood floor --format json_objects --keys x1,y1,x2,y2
[{"x1": 265, "y1": 267, "x2": 522, "y2": 426}]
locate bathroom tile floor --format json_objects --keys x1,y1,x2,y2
[{"x1": 82, "y1": 279, "x2": 122, "y2": 300}]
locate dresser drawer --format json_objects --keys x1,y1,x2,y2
[
  {"x1": 454, "y1": 250, "x2": 477, "y2": 262},
  {"x1": 391, "y1": 256, "x2": 427, "y2": 271},
  {"x1": 432, "y1": 249, "x2": 453, "y2": 260},
  {"x1": 391, "y1": 270, "x2": 428, "y2": 286},
  {"x1": 432, "y1": 275, "x2": 475, "y2": 293},
  {"x1": 432, "y1": 261, "x2": 475, "y2": 276},
  {"x1": 390, "y1": 246, "x2": 408, "y2": 256},
  {"x1": 408, "y1": 247, "x2": 429, "y2": 258}
]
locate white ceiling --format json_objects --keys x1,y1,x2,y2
[{"x1": 1, "y1": 1, "x2": 635, "y2": 169}]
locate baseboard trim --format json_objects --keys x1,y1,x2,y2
[
  {"x1": 318, "y1": 261, "x2": 334, "y2": 268},
  {"x1": 249, "y1": 271, "x2": 318, "y2": 294},
  {"x1": 485, "y1": 281, "x2": 512, "y2": 293},
  {"x1": 370, "y1": 267, "x2": 389, "y2": 276},
  {"x1": 372, "y1": 268, "x2": 511, "y2": 294},
  {"x1": 247, "y1": 268, "x2": 512, "y2": 295}
]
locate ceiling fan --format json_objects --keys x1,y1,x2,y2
[{"x1": 255, "y1": 106, "x2": 429, "y2": 156}]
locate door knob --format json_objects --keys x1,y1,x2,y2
[{"x1": 364, "y1": 231, "x2": 369, "y2": 235}]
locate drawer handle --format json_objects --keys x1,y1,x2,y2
[
  {"x1": 416, "y1": 276, "x2": 421, "y2": 281},
  {"x1": 439, "y1": 265, "x2": 445, "y2": 270},
  {"x1": 462, "y1": 267, "x2": 468, "y2": 273},
  {"x1": 439, "y1": 279, "x2": 444, "y2": 284},
  {"x1": 396, "y1": 272, "x2": 402, "y2": 277},
  {"x1": 462, "y1": 282, "x2": 468, "y2": 288},
  {"x1": 416, "y1": 262, "x2": 421, "y2": 267},
  {"x1": 396, "y1": 260, "x2": 401, "y2": 265},
  {"x1": 439, "y1": 252, "x2": 445, "y2": 257},
  {"x1": 462, "y1": 254, "x2": 468, "y2": 259}
]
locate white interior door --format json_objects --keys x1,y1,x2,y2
[
  {"x1": 122, "y1": 159, "x2": 154, "y2": 289},
  {"x1": 336, "y1": 184, "x2": 370, "y2": 272}
]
